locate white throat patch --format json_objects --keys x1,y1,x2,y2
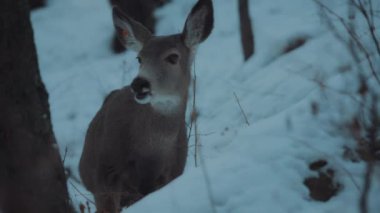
[{"x1": 150, "y1": 94, "x2": 182, "y2": 115}]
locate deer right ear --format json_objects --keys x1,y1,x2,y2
[
  {"x1": 182, "y1": 0, "x2": 214, "y2": 49},
  {"x1": 112, "y1": 7, "x2": 152, "y2": 52}
]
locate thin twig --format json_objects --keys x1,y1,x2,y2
[
  {"x1": 187, "y1": 58, "x2": 216, "y2": 212},
  {"x1": 367, "y1": 0, "x2": 375, "y2": 25},
  {"x1": 85, "y1": 201, "x2": 91, "y2": 213},
  {"x1": 62, "y1": 146, "x2": 68, "y2": 164},
  {"x1": 360, "y1": 94, "x2": 379, "y2": 213},
  {"x1": 351, "y1": 0, "x2": 380, "y2": 55},
  {"x1": 189, "y1": 132, "x2": 216, "y2": 137},
  {"x1": 233, "y1": 92, "x2": 250, "y2": 126},
  {"x1": 188, "y1": 144, "x2": 203, "y2": 148},
  {"x1": 192, "y1": 59, "x2": 200, "y2": 167},
  {"x1": 187, "y1": 61, "x2": 197, "y2": 141},
  {"x1": 360, "y1": 161, "x2": 374, "y2": 213},
  {"x1": 199, "y1": 141, "x2": 218, "y2": 213},
  {"x1": 194, "y1": 111, "x2": 199, "y2": 167},
  {"x1": 186, "y1": 58, "x2": 200, "y2": 166},
  {"x1": 68, "y1": 181, "x2": 96, "y2": 205}
]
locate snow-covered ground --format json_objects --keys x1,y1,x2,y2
[{"x1": 31, "y1": 0, "x2": 380, "y2": 212}]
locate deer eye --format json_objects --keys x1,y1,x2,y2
[
  {"x1": 165, "y1": 53, "x2": 179, "y2": 65},
  {"x1": 136, "y1": 57, "x2": 142, "y2": 64}
]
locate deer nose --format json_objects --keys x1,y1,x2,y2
[{"x1": 131, "y1": 77, "x2": 151, "y2": 97}]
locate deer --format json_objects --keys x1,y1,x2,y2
[{"x1": 79, "y1": 0, "x2": 214, "y2": 212}]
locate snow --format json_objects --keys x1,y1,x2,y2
[{"x1": 30, "y1": 0, "x2": 380, "y2": 212}]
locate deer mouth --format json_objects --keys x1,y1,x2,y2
[
  {"x1": 131, "y1": 77, "x2": 152, "y2": 104},
  {"x1": 134, "y1": 88, "x2": 152, "y2": 104}
]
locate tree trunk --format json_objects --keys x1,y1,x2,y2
[
  {"x1": 238, "y1": 0, "x2": 254, "y2": 61},
  {"x1": 29, "y1": 0, "x2": 46, "y2": 10},
  {"x1": 0, "y1": 1, "x2": 73, "y2": 212}
]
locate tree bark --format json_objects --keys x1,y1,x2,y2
[
  {"x1": 0, "y1": 1, "x2": 73, "y2": 212},
  {"x1": 238, "y1": 0, "x2": 254, "y2": 61},
  {"x1": 29, "y1": 0, "x2": 46, "y2": 10}
]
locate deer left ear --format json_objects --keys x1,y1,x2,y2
[
  {"x1": 113, "y1": 6, "x2": 152, "y2": 52},
  {"x1": 182, "y1": 0, "x2": 214, "y2": 49}
]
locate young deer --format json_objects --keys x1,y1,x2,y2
[{"x1": 79, "y1": 0, "x2": 213, "y2": 212}]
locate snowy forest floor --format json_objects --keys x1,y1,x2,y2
[{"x1": 31, "y1": 0, "x2": 380, "y2": 212}]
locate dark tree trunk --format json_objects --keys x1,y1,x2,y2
[
  {"x1": 29, "y1": 0, "x2": 46, "y2": 10},
  {"x1": 238, "y1": 0, "x2": 254, "y2": 61},
  {"x1": 0, "y1": 1, "x2": 73, "y2": 213}
]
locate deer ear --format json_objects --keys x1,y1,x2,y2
[
  {"x1": 112, "y1": 7, "x2": 152, "y2": 52},
  {"x1": 182, "y1": 0, "x2": 214, "y2": 48}
]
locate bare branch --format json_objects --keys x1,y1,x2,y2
[
  {"x1": 315, "y1": 0, "x2": 380, "y2": 84},
  {"x1": 68, "y1": 181, "x2": 96, "y2": 205},
  {"x1": 187, "y1": 61, "x2": 197, "y2": 141},
  {"x1": 200, "y1": 144, "x2": 218, "y2": 213},
  {"x1": 233, "y1": 92, "x2": 250, "y2": 126},
  {"x1": 359, "y1": 95, "x2": 378, "y2": 213},
  {"x1": 351, "y1": 0, "x2": 380, "y2": 56},
  {"x1": 62, "y1": 146, "x2": 68, "y2": 165},
  {"x1": 366, "y1": 0, "x2": 375, "y2": 25},
  {"x1": 194, "y1": 110, "x2": 199, "y2": 167},
  {"x1": 360, "y1": 161, "x2": 374, "y2": 213},
  {"x1": 188, "y1": 59, "x2": 200, "y2": 167},
  {"x1": 314, "y1": 2, "x2": 379, "y2": 211}
]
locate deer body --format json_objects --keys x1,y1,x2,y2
[
  {"x1": 79, "y1": 0, "x2": 213, "y2": 212},
  {"x1": 80, "y1": 86, "x2": 188, "y2": 209}
]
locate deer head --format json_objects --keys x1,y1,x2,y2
[{"x1": 112, "y1": 0, "x2": 214, "y2": 114}]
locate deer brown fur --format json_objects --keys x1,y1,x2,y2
[{"x1": 79, "y1": 0, "x2": 214, "y2": 212}]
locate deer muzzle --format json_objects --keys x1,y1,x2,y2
[{"x1": 131, "y1": 77, "x2": 152, "y2": 104}]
